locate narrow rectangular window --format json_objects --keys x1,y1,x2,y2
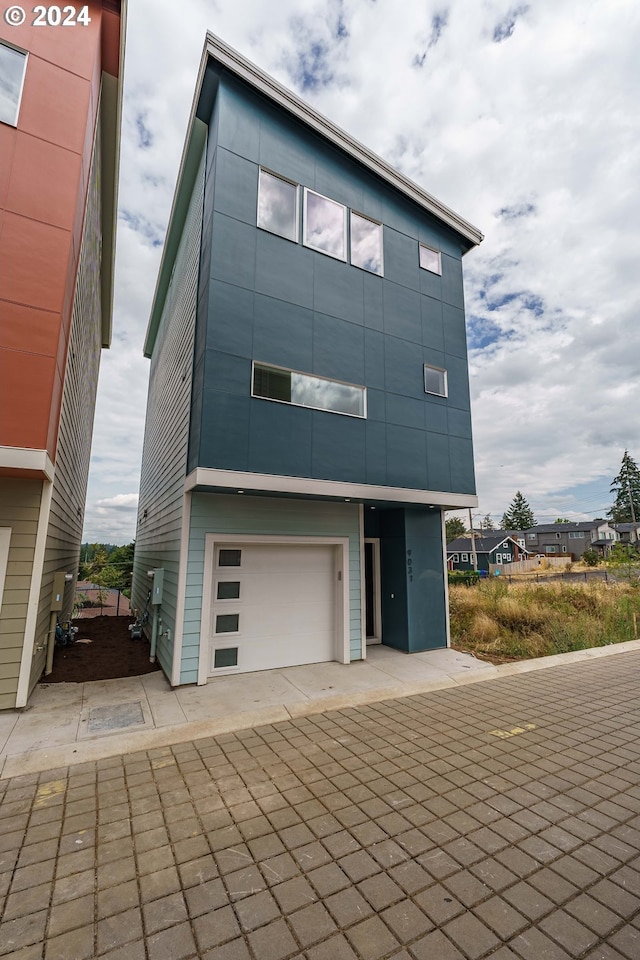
[
  {"x1": 215, "y1": 614, "x2": 239, "y2": 634},
  {"x1": 419, "y1": 243, "x2": 442, "y2": 275},
  {"x1": 0, "y1": 42, "x2": 27, "y2": 127},
  {"x1": 217, "y1": 581, "x2": 240, "y2": 600},
  {"x1": 350, "y1": 212, "x2": 383, "y2": 275},
  {"x1": 253, "y1": 362, "x2": 365, "y2": 418},
  {"x1": 461, "y1": 553, "x2": 468, "y2": 562},
  {"x1": 424, "y1": 364, "x2": 447, "y2": 397},
  {"x1": 303, "y1": 188, "x2": 347, "y2": 260},
  {"x1": 214, "y1": 648, "x2": 238, "y2": 668},
  {"x1": 218, "y1": 549, "x2": 241, "y2": 567},
  {"x1": 257, "y1": 169, "x2": 298, "y2": 242}
]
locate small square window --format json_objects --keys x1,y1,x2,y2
[
  {"x1": 217, "y1": 581, "x2": 240, "y2": 600},
  {"x1": 0, "y1": 42, "x2": 27, "y2": 127},
  {"x1": 424, "y1": 364, "x2": 447, "y2": 397},
  {"x1": 214, "y1": 648, "x2": 238, "y2": 668},
  {"x1": 303, "y1": 188, "x2": 346, "y2": 260},
  {"x1": 419, "y1": 244, "x2": 441, "y2": 275},
  {"x1": 215, "y1": 613, "x2": 239, "y2": 634},
  {"x1": 461, "y1": 553, "x2": 468, "y2": 562},
  {"x1": 218, "y1": 549, "x2": 241, "y2": 567},
  {"x1": 258, "y1": 169, "x2": 298, "y2": 242}
]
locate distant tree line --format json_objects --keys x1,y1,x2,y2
[{"x1": 79, "y1": 542, "x2": 135, "y2": 597}]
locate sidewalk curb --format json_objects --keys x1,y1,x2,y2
[{"x1": 3, "y1": 638, "x2": 640, "y2": 780}]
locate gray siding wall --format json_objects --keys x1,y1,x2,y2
[
  {"x1": 0, "y1": 479, "x2": 41, "y2": 709},
  {"x1": 132, "y1": 144, "x2": 206, "y2": 678},
  {"x1": 189, "y1": 74, "x2": 475, "y2": 497},
  {"x1": 181, "y1": 493, "x2": 361, "y2": 684},
  {"x1": 28, "y1": 117, "x2": 104, "y2": 696}
]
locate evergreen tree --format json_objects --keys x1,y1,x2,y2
[
  {"x1": 480, "y1": 514, "x2": 495, "y2": 531},
  {"x1": 500, "y1": 491, "x2": 536, "y2": 531},
  {"x1": 608, "y1": 450, "x2": 640, "y2": 523},
  {"x1": 445, "y1": 517, "x2": 466, "y2": 542}
]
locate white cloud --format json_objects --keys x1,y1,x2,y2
[{"x1": 83, "y1": 0, "x2": 640, "y2": 540}]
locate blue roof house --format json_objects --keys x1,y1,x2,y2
[{"x1": 131, "y1": 34, "x2": 483, "y2": 686}]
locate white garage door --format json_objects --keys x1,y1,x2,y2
[{"x1": 208, "y1": 542, "x2": 337, "y2": 675}]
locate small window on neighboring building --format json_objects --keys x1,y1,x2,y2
[
  {"x1": 527, "y1": 533, "x2": 537, "y2": 540},
  {"x1": 303, "y1": 188, "x2": 347, "y2": 260},
  {"x1": 253, "y1": 362, "x2": 366, "y2": 418},
  {"x1": 452, "y1": 554, "x2": 459, "y2": 562},
  {"x1": 0, "y1": 42, "x2": 27, "y2": 127},
  {"x1": 419, "y1": 243, "x2": 442, "y2": 275},
  {"x1": 424, "y1": 364, "x2": 447, "y2": 397},
  {"x1": 461, "y1": 553, "x2": 468, "y2": 562},
  {"x1": 257, "y1": 169, "x2": 298, "y2": 242},
  {"x1": 350, "y1": 212, "x2": 383, "y2": 275},
  {"x1": 545, "y1": 545, "x2": 557, "y2": 553}
]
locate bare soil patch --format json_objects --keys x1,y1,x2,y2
[{"x1": 44, "y1": 616, "x2": 161, "y2": 684}]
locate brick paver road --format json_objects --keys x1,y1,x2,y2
[{"x1": 3, "y1": 652, "x2": 640, "y2": 960}]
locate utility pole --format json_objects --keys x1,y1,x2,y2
[{"x1": 468, "y1": 509, "x2": 478, "y2": 571}]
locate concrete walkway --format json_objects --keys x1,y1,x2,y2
[
  {"x1": 2, "y1": 640, "x2": 640, "y2": 780},
  {"x1": 3, "y1": 643, "x2": 640, "y2": 959}
]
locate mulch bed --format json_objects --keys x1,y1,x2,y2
[{"x1": 43, "y1": 616, "x2": 161, "y2": 684}]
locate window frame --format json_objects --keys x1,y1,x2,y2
[
  {"x1": 349, "y1": 210, "x2": 384, "y2": 276},
  {"x1": 252, "y1": 360, "x2": 367, "y2": 419},
  {"x1": 257, "y1": 167, "x2": 299, "y2": 243},
  {"x1": 302, "y1": 187, "x2": 348, "y2": 262},
  {"x1": 419, "y1": 243, "x2": 442, "y2": 275},
  {"x1": 424, "y1": 363, "x2": 448, "y2": 398},
  {"x1": 0, "y1": 41, "x2": 28, "y2": 128}
]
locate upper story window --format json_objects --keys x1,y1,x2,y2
[
  {"x1": 253, "y1": 361, "x2": 366, "y2": 418},
  {"x1": 419, "y1": 243, "x2": 442, "y2": 275},
  {"x1": 257, "y1": 169, "x2": 298, "y2": 242},
  {"x1": 303, "y1": 188, "x2": 347, "y2": 261},
  {"x1": 568, "y1": 532, "x2": 584, "y2": 539},
  {"x1": 350, "y1": 212, "x2": 383, "y2": 276},
  {"x1": 0, "y1": 41, "x2": 27, "y2": 127},
  {"x1": 424, "y1": 364, "x2": 447, "y2": 398}
]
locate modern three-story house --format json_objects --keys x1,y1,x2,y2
[{"x1": 131, "y1": 33, "x2": 482, "y2": 687}]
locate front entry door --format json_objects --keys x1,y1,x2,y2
[{"x1": 364, "y1": 539, "x2": 381, "y2": 644}]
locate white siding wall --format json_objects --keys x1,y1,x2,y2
[{"x1": 132, "y1": 144, "x2": 205, "y2": 677}]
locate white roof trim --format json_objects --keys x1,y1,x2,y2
[{"x1": 205, "y1": 33, "x2": 483, "y2": 247}]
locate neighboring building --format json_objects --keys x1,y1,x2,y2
[
  {"x1": 0, "y1": 3, "x2": 125, "y2": 708},
  {"x1": 523, "y1": 521, "x2": 619, "y2": 560},
  {"x1": 447, "y1": 535, "x2": 530, "y2": 573},
  {"x1": 131, "y1": 34, "x2": 482, "y2": 686},
  {"x1": 612, "y1": 523, "x2": 640, "y2": 546}
]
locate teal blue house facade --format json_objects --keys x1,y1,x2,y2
[{"x1": 132, "y1": 34, "x2": 482, "y2": 687}]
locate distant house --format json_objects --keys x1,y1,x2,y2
[
  {"x1": 612, "y1": 523, "x2": 640, "y2": 546},
  {"x1": 523, "y1": 521, "x2": 619, "y2": 559},
  {"x1": 447, "y1": 535, "x2": 530, "y2": 572}
]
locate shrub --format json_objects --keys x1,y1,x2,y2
[
  {"x1": 582, "y1": 549, "x2": 600, "y2": 567},
  {"x1": 448, "y1": 570, "x2": 480, "y2": 586}
]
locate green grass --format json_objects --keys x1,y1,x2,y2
[{"x1": 449, "y1": 579, "x2": 640, "y2": 661}]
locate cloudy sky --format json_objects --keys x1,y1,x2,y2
[{"x1": 84, "y1": 0, "x2": 640, "y2": 543}]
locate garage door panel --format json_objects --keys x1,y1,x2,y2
[{"x1": 209, "y1": 542, "x2": 337, "y2": 675}]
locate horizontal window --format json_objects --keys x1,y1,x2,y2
[
  {"x1": 258, "y1": 169, "x2": 298, "y2": 242},
  {"x1": 0, "y1": 42, "x2": 27, "y2": 127},
  {"x1": 424, "y1": 364, "x2": 447, "y2": 397},
  {"x1": 303, "y1": 188, "x2": 346, "y2": 260},
  {"x1": 350, "y1": 212, "x2": 383, "y2": 275},
  {"x1": 568, "y1": 532, "x2": 584, "y2": 539},
  {"x1": 419, "y1": 243, "x2": 442, "y2": 275},
  {"x1": 253, "y1": 362, "x2": 366, "y2": 418}
]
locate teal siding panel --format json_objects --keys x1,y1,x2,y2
[{"x1": 181, "y1": 493, "x2": 362, "y2": 680}]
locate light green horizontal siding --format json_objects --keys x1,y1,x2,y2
[{"x1": 182, "y1": 493, "x2": 363, "y2": 683}]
